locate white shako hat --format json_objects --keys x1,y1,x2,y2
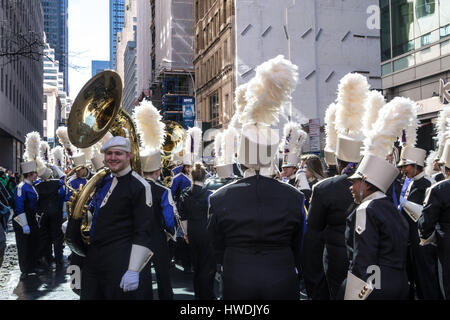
[
  {"x1": 238, "y1": 55, "x2": 299, "y2": 170},
  {"x1": 91, "y1": 152, "x2": 105, "y2": 171},
  {"x1": 323, "y1": 102, "x2": 339, "y2": 166},
  {"x1": 133, "y1": 99, "x2": 166, "y2": 173},
  {"x1": 21, "y1": 161, "x2": 37, "y2": 174},
  {"x1": 215, "y1": 127, "x2": 238, "y2": 178},
  {"x1": 71, "y1": 153, "x2": 86, "y2": 168},
  {"x1": 141, "y1": 149, "x2": 161, "y2": 172},
  {"x1": 439, "y1": 140, "x2": 450, "y2": 169},
  {"x1": 38, "y1": 166, "x2": 53, "y2": 180},
  {"x1": 349, "y1": 96, "x2": 417, "y2": 193},
  {"x1": 280, "y1": 122, "x2": 307, "y2": 169},
  {"x1": 100, "y1": 136, "x2": 131, "y2": 153},
  {"x1": 334, "y1": 73, "x2": 371, "y2": 164},
  {"x1": 397, "y1": 146, "x2": 427, "y2": 167}
]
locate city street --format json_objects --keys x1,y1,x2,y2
[{"x1": 0, "y1": 220, "x2": 196, "y2": 300}]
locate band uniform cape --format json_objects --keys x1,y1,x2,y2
[
  {"x1": 207, "y1": 174, "x2": 305, "y2": 299},
  {"x1": 77, "y1": 165, "x2": 155, "y2": 300}
]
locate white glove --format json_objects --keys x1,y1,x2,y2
[
  {"x1": 22, "y1": 225, "x2": 30, "y2": 235},
  {"x1": 119, "y1": 270, "x2": 139, "y2": 292},
  {"x1": 61, "y1": 220, "x2": 68, "y2": 234}
]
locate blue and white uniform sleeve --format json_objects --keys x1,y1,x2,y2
[
  {"x1": 14, "y1": 184, "x2": 26, "y2": 215},
  {"x1": 161, "y1": 189, "x2": 176, "y2": 233}
]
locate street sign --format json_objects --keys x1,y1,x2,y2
[
  {"x1": 182, "y1": 97, "x2": 195, "y2": 128},
  {"x1": 309, "y1": 118, "x2": 321, "y2": 153}
]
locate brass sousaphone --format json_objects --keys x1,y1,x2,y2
[{"x1": 65, "y1": 70, "x2": 141, "y2": 256}]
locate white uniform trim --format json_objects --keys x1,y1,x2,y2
[
  {"x1": 355, "y1": 191, "x2": 385, "y2": 235},
  {"x1": 100, "y1": 176, "x2": 118, "y2": 208},
  {"x1": 132, "y1": 171, "x2": 153, "y2": 207},
  {"x1": 17, "y1": 182, "x2": 24, "y2": 197},
  {"x1": 423, "y1": 179, "x2": 448, "y2": 206}
]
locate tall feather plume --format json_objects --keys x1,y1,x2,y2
[
  {"x1": 335, "y1": 73, "x2": 370, "y2": 138},
  {"x1": 424, "y1": 150, "x2": 439, "y2": 176},
  {"x1": 23, "y1": 132, "x2": 41, "y2": 162},
  {"x1": 242, "y1": 55, "x2": 298, "y2": 126},
  {"x1": 214, "y1": 131, "x2": 224, "y2": 165},
  {"x1": 364, "y1": 97, "x2": 416, "y2": 159},
  {"x1": 39, "y1": 141, "x2": 50, "y2": 162},
  {"x1": 51, "y1": 146, "x2": 65, "y2": 168},
  {"x1": 280, "y1": 122, "x2": 301, "y2": 155},
  {"x1": 133, "y1": 100, "x2": 166, "y2": 152},
  {"x1": 403, "y1": 101, "x2": 419, "y2": 148},
  {"x1": 56, "y1": 126, "x2": 75, "y2": 157},
  {"x1": 324, "y1": 102, "x2": 338, "y2": 151},
  {"x1": 223, "y1": 127, "x2": 238, "y2": 165},
  {"x1": 187, "y1": 127, "x2": 203, "y2": 162},
  {"x1": 435, "y1": 106, "x2": 450, "y2": 157},
  {"x1": 363, "y1": 91, "x2": 386, "y2": 132},
  {"x1": 234, "y1": 82, "x2": 249, "y2": 125}
]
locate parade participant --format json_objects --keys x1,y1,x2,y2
[
  {"x1": 323, "y1": 102, "x2": 339, "y2": 177},
  {"x1": 419, "y1": 140, "x2": 450, "y2": 299},
  {"x1": 303, "y1": 73, "x2": 370, "y2": 300},
  {"x1": 35, "y1": 142, "x2": 65, "y2": 270},
  {"x1": 170, "y1": 127, "x2": 201, "y2": 273},
  {"x1": 77, "y1": 136, "x2": 155, "y2": 300},
  {"x1": 429, "y1": 106, "x2": 450, "y2": 183},
  {"x1": 179, "y1": 162, "x2": 215, "y2": 300},
  {"x1": 208, "y1": 55, "x2": 304, "y2": 300},
  {"x1": 0, "y1": 170, "x2": 13, "y2": 233},
  {"x1": 205, "y1": 127, "x2": 239, "y2": 192},
  {"x1": 425, "y1": 151, "x2": 445, "y2": 183},
  {"x1": 341, "y1": 97, "x2": 413, "y2": 300},
  {"x1": 134, "y1": 99, "x2": 176, "y2": 300},
  {"x1": 397, "y1": 113, "x2": 442, "y2": 300},
  {"x1": 279, "y1": 122, "x2": 307, "y2": 187}
]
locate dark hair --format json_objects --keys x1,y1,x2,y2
[
  {"x1": 191, "y1": 162, "x2": 206, "y2": 182},
  {"x1": 304, "y1": 154, "x2": 327, "y2": 180},
  {"x1": 182, "y1": 164, "x2": 191, "y2": 174},
  {"x1": 366, "y1": 181, "x2": 381, "y2": 193},
  {"x1": 23, "y1": 172, "x2": 35, "y2": 179}
]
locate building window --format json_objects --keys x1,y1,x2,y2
[
  {"x1": 421, "y1": 32, "x2": 431, "y2": 46},
  {"x1": 415, "y1": 0, "x2": 435, "y2": 19},
  {"x1": 391, "y1": 0, "x2": 415, "y2": 58},
  {"x1": 224, "y1": 39, "x2": 228, "y2": 63},
  {"x1": 209, "y1": 91, "x2": 219, "y2": 127},
  {"x1": 441, "y1": 24, "x2": 450, "y2": 38}
]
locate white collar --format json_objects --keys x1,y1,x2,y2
[
  {"x1": 244, "y1": 168, "x2": 273, "y2": 178},
  {"x1": 194, "y1": 181, "x2": 204, "y2": 187},
  {"x1": 413, "y1": 171, "x2": 425, "y2": 181},
  {"x1": 361, "y1": 191, "x2": 386, "y2": 203},
  {"x1": 24, "y1": 179, "x2": 33, "y2": 185},
  {"x1": 112, "y1": 165, "x2": 132, "y2": 177}
]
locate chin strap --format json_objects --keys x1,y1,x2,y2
[{"x1": 359, "y1": 177, "x2": 366, "y2": 204}]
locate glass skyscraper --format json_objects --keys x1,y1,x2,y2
[
  {"x1": 41, "y1": 0, "x2": 69, "y2": 94},
  {"x1": 110, "y1": 0, "x2": 125, "y2": 70}
]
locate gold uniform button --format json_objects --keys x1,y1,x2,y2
[{"x1": 357, "y1": 226, "x2": 362, "y2": 232}]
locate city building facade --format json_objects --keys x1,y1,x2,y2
[
  {"x1": 41, "y1": 0, "x2": 69, "y2": 94},
  {"x1": 110, "y1": 0, "x2": 125, "y2": 70},
  {"x1": 91, "y1": 60, "x2": 111, "y2": 77},
  {"x1": 381, "y1": 0, "x2": 450, "y2": 151},
  {"x1": 136, "y1": 0, "x2": 152, "y2": 100},
  {"x1": 0, "y1": 0, "x2": 44, "y2": 172}
]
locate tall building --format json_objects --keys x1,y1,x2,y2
[
  {"x1": 148, "y1": 0, "x2": 195, "y2": 127},
  {"x1": 91, "y1": 60, "x2": 110, "y2": 77},
  {"x1": 41, "y1": 0, "x2": 69, "y2": 94},
  {"x1": 110, "y1": 0, "x2": 125, "y2": 70},
  {"x1": 195, "y1": 0, "x2": 381, "y2": 153},
  {"x1": 136, "y1": 0, "x2": 152, "y2": 100},
  {"x1": 0, "y1": 0, "x2": 44, "y2": 172},
  {"x1": 381, "y1": 0, "x2": 450, "y2": 151}
]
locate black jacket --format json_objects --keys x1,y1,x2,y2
[{"x1": 35, "y1": 179, "x2": 61, "y2": 216}]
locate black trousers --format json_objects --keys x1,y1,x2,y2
[
  {"x1": 189, "y1": 223, "x2": 216, "y2": 300},
  {"x1": 81, "y1": 241, "x2": 153, "y2": 300},
  {"x1": 436, "y1": 227, "x2": 450, "y2": 300},
  {"x1": 222, "y1": 247, "x2": 299, "y2": 300},
  {"x1": 151, "y1": 231, "x2": 174, "y2": 300},
  {"x1": 13, "y1": 220, "x2": 39, "y2": 274},
  {"x1": 174, "y1": 236, "x2": 191, "y2": 271},
  {"x1": 323, "y1": 244, "x2": 349, "y2": 300},
  {"x1": 38, "y1": 211, "x2": 64, "y2": 264},
  {"x1": 406, "y1": 226, "x2": 442, "y2": 300}
]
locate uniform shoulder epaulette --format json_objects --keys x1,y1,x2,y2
[
  {"x1": 311, "y1": 176, "x2": 335, "y2": 190},
  {"x1": 428, "y1": 178, "x2": 449, "y2": 192},
  {"x1": 131, "y1": 171, "x2": 153, "y2": 207}
]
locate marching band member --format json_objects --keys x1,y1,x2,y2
[
  {"x1": 79, "y1": 136, "x2": 155, "y2": 300},
  {"x1": 279, "y1": 122, "x2": 307, "y2": 187},
  {"x1": 303, "y1": 73, "x2": 369, "y2": 299},
  {"x1": 419, "y1": 140, "x2": 450, "y2": 299},
  {"x1": 35, "y1": 141, "x2": 65, "y2": 269},
  {"x1": 14, "y1": 132, "x2": 44, "y2": 279},
  {"x1": 134, "y1": 99, "x2": 176, "y2": 300},
  {"x1": 342, "y1": 97, "x2": 412, "y2": 300},
  {"x1": 179, "y1": 162, "x2": 215, "y2": 299},
  {"x1": 397, "y1": 108, "x2": 442, "y2": 300},
  {"x1": 323, "y1": 102, "x2": 339, "y2": 177},
  {"x1": 207, "y1": 55, "x2": 305, "y2": 300}
]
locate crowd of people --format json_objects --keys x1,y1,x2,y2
[{"x1": 1, "y1": 56, "x2": 450, "y2": 301}]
